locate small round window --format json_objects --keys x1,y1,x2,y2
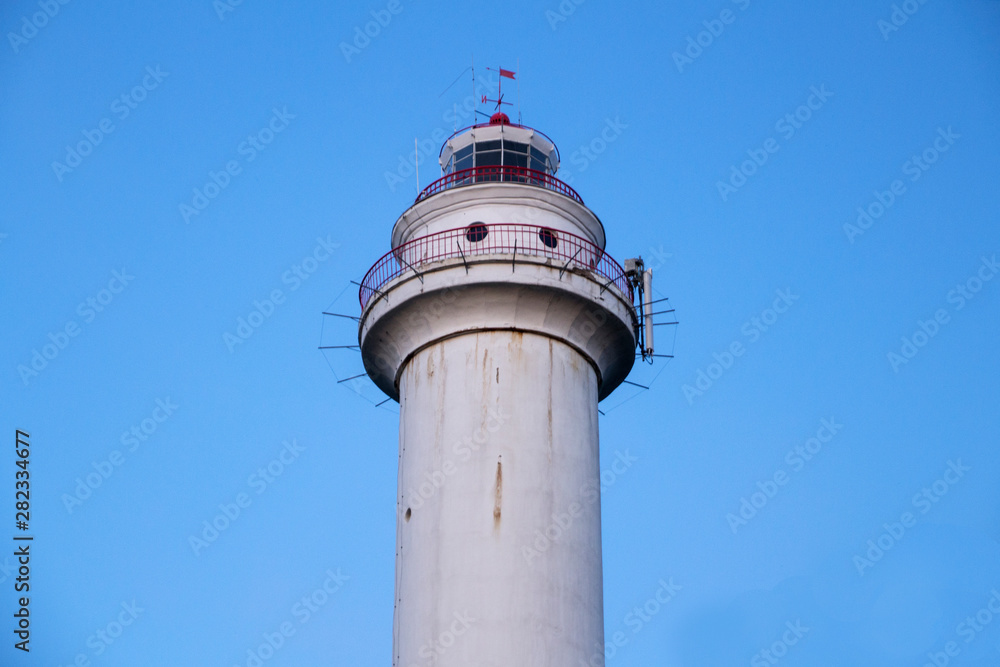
[
  {"x1": 538, "y1": 228, "x2": 558, "y2": 249},
  {"x1": 466, "y1": 223, "x2": 488, "y2": 243}
]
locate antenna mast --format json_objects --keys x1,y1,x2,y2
[{"x1": 516, "y1": 58, "x2": 522, "y2": 124}]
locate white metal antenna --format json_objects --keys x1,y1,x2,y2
[
  {"x1": 642, "y1": 268, "x2": 654, "y2": 357},
  {"x1": 516, "y1": 58, "x2": 522, "y2": 124},
  {"x1": 414, "y1": 138, "x2": 419, "y2": 195}
]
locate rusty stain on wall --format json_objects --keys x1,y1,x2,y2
[{"x1": 493, "y1": 457, "x2": 503, "y2": 528}]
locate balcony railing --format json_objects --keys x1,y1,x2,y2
[
  {"x1": 415, "y1": 166, "x2": 584, "y2": 205},
  {"x1": 359, "y1": 223, "x2": 632, "y2": 310}
]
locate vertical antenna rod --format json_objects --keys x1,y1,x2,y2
[
  {"x1": 516, "y1": 58, "x2": 522, "y2": 124},
  {"x1": 643, "y1": 269, "x2": 654, "y2": 357}
]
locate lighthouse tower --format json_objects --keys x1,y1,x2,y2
[{"x1": 358, "y1": 106, "x2": 640, "y2": 665}]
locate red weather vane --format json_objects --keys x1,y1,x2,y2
[{"x1": 483, "y1": 66, "x2": 516, "y2": 112}]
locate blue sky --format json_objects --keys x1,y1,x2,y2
[{"x1": 2, "y1": 0, "x2": 999, "y2": 665}]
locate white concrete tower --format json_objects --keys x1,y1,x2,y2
[{"x1": 359, "y1": 111, "x2": 638, "y2": 666}]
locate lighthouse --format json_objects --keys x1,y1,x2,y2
[{"x1": 358, "y1": 97, "x2": 643, "y2": 665}]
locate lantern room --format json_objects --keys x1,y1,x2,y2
[{"x1": 438, "y1": 112, "x2": 560, "y2": 176}]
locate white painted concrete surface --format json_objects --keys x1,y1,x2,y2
[{"x1": 393, "y1": 331, "x2": 603, "y2": 666}]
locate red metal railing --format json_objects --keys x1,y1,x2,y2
[
  {"x1": 359, "y1": 223, "x2": 632, "y2": 309},
  {"x1": 415, "y1": 166, "x2": 583, "y2": 205}
]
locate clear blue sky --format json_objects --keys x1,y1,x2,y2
[{"x1": 2, "y1": 1, "x2": 999, "y2": 665}]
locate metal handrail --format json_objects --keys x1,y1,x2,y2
[
  {"x1": 359, "y1": 223, "x2": 631, "y2": 309},
  {"x1": 415, "y1": 166, "x2": 583, "y2": 205}
]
